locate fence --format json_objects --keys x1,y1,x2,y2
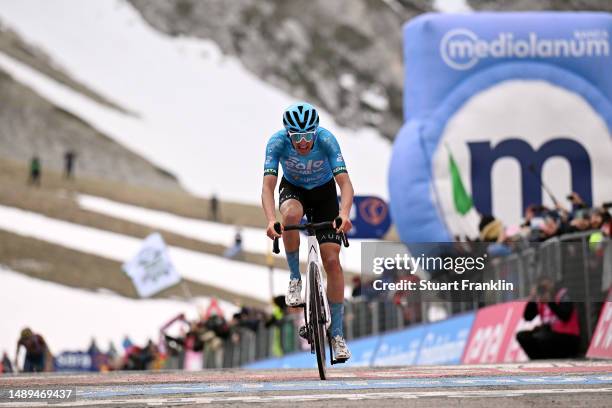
[
  {"x1": 165, "y1": 230, "x2": 610, "y2": 369},
  {"x1": 431, "y1": 231, "x2": 610, "y2": 346}
]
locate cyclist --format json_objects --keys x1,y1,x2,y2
[{"x1": 261, "y1": 102, "x2": 354, "y2": 361}]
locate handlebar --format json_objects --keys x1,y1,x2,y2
[{"x1": 272, "y1": 217, "x2": 350, "y2": 254}]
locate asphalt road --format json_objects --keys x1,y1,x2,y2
[{"x1": 1, "y1": 361, "x2": 611, "y2": 407}]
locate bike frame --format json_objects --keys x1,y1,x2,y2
[
  {"x1": 304, "y1": 234, "x2": 331, "y2": 332},
  {"x1": 271, "y1": 217, "x2": 349, "y2": 377}
]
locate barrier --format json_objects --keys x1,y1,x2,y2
[{"x1": 243, "y1": 312, "x2": 475, "y2": 369}]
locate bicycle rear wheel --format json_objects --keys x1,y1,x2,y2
[{"x1": 309, "y1": 263, "x2": 327, "y2": 380}]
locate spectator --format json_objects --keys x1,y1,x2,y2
[
  {"x1": 63, "y1": 150, "x2": 77, "y2": 179},
  {"x1": 602, "y1": 206, "x2": 612, "y2": 237},
  {"x1": 479, "y1": 215, "x2": 514, "y2": 255},
  {"x1": 15, "y1": 327, "x2": 48, "y2": 372},
  {"x1": 479, "y1": 215, "x2": 503, "y2": 242},
  {"x1": 567, "y1": 192, "x2": 588, "y2": 216},
  {"x1": 568, "y1": 208, "x2": 592, "y2": 233},
  {"x1": 28, "y1": 156, "x2": 41, "y2": 186},
  {"x1": 210, "y1": 194, "x2": 219, "y2": 221},
  {"x1": 88, "y1": 338, "x2": 100, "y2": 355},
  {"x1": 122, "y1": 336, "x2": 133, "y2": 351},
  {"x1": 223, "y1": 228, "x2": 243, "y2": 259},
  {"x1": 1, "y1": 352, "x2": 13, "y2": 374},
  {"x1": 267, "y1": 296, "x2": 286, "y2": 357},
  {"x1": 590, "y1": 208, "x2": 606, "y2": 230},
  {"x1": 516, "y1": 277, "x2": 581, "y2": 359}
]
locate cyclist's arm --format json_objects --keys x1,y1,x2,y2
[
  {"x1": 262, "y1": 134, "x2": 282, "y2": 224},
  {"x1": 261, "y1": 175, "x2": 278, "y2": 224},
  {"x1": 321, "y1": 130, "x2": 353, "y2": 220},
  {"x1": 335, "y1": 172, "x2": 354, "y2": 220}
]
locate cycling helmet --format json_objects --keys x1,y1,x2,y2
[{"x1": 282, "y1": 102, "x2": 319, "y2": 133}]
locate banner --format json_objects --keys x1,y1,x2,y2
[
  {"x1": 390, "y1": 12, "x2": 612, "y2": 242},
  {"x1": 346, "y1": 196, "x2": 391, "y2": 239},
  {"x1": 54, "y1": 351, "x2": 93, "y2": 372},
  {"x1": 462, "y1": 301, "x2": 534, "y2": 364},
  {"x1": 122, "y1": 233, "x2": 181, "y2": 298},
  {"x1": 242, "y1": 311, "x2": 476, "y2": 369},
  {"x1": 416, "y1": 313, "x2": 475, "y2": 365},
  {"x1": 587, "y1": 288, "x2": 612, "y2": 359}
]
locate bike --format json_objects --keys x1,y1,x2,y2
[{"x1": 272, "y1": 217, "x2": 349, "y2": 380}]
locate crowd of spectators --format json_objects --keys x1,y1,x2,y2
[
  {"x1": 477, "y1": 192, "x2": 611, "y2": 247},
  {"x1": 0, "y1": 298, "x2": 285, "y2": 374}
]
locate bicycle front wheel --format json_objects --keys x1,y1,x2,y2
[{"x1": 309, "y1": 263, "x2": 327, "y2": 380}]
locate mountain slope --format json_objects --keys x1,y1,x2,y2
[
  {"x1": 128, "y1": 0, "x2": 432, "y2": 140},
  {"x1": 0, "y1": 66, "x2": 180, "y2": 191},
  {"x1": 0, "y1": 0, "x2": 392, "y2": 203}
]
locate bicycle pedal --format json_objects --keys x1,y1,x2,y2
[
  {"x1": 298, "y1": 325, "x2": 308, "y2": 339},
  {"x1": 331, "y1": 357, "x2": 348, "y2": 365}
]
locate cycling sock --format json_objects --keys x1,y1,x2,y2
[
  {"x1": 286, "y1": 250, "x2": 301, "y2": 281},
  {"x1": 330, "y1": 302, "x2": 344, "y2": 338}
]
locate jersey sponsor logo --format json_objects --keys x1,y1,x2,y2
[
  {"x1": 264, "y1": 168, "x2": 278, "y2": 176},
  {"x1": 441, "y1": 28, "x2": 610, "y2": 70},
  {"x1": 332, "y1": 166, "x2": 347, "y2": 175},
  {"x1": 284, "y1": 157, "x2": 326, "y2": 173}
]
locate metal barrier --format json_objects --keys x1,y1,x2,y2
[
  {"x1": 476, "y1": 231, "x2": 610, "y2": 344},
  {"x1": 170, "y1": 231, "x2": 609, "y2": 369}
]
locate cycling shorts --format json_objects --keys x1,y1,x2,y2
[{"x1": 278, "y1": 177, "x2": 342, "y2": 245}]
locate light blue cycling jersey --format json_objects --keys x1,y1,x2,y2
[{"x1": 263, "y1": 127, "x2": 348, "y2": 189}]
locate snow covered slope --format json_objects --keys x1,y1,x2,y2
[
  {"x1": 76, "y1": 194, "x2": 364, "y2": 273},
  {"x1": 0, "y1": 266, "x2": 237, "y2": 354},
  {"x1": 0, "y1": 0, "x2": 391, "y2": 203},
  {"x1": 0, "y1": 205, "x2": 299, "y2": 303}
]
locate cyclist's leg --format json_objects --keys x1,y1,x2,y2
[
  {"x1": 278, "y1": 177, "x2": 305, "y2": 280},
  {"x1": 320, "y1": 243, "x2": 344, "y2": 332},
  {"x1": 278, "y1": 178, "x2": 307, "y2": 308},
  {"x1": 280, "y1": 199, "x2": 304, "y2": 253}
]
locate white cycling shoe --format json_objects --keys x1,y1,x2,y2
[
  {"x1": 285, "y1": 279, "x2": 303, "y2": 307},
  {"x1": 331, "y1": 335, "x2": 351, "y2": 361}
]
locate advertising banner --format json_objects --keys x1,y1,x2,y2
[
  {"x1": 587, "y1": 288, "x2": 612, "y2": 359},
  {"x1": 416, "y1": 313, "x2": 475, "y2": 365},
  {"x1": 346, "y1": 196, "x2": 391, "y2": 239},
  {"x1": 389, "y1": 12, "x2": 612, "y2": 242},
  {"x1": 462, "y1": 301, "x2": 533, "y2": 364},
  {"x1": 54, "y1": 351, "x2": 93, "y2": 372}
]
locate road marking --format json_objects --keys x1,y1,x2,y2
[
  {"x1": 2, "y1": 387, "x2": 611, "y2": 406},
  {"x1": 15, "y1": 374, "x2": 608, "y2": 402}
]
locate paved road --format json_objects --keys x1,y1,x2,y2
[{"x1": 1, "y1": 361, "x2": 611, "y2": 407}]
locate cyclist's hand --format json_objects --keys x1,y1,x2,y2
[
  {"x1": 336, "y1": 215, "x2": 352, "y2": 234},
  {"x1": 267, "y1": 221, "x2": 282, "y2": 239}
]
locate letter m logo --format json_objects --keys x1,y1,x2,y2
[{"x1": 467, "y1": 138, "x2": 592, "y2": 215}]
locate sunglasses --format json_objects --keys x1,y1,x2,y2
[{"x1": 288, "y1": 130, "x2": 316, "y2": 143}]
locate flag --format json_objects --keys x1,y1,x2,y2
[
  {"x1": 122, "y1": 233, "x2": 181, "y2": 298},
  {"x1": 448, "y1": 149, "x2": 473, "y2": 215}
]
